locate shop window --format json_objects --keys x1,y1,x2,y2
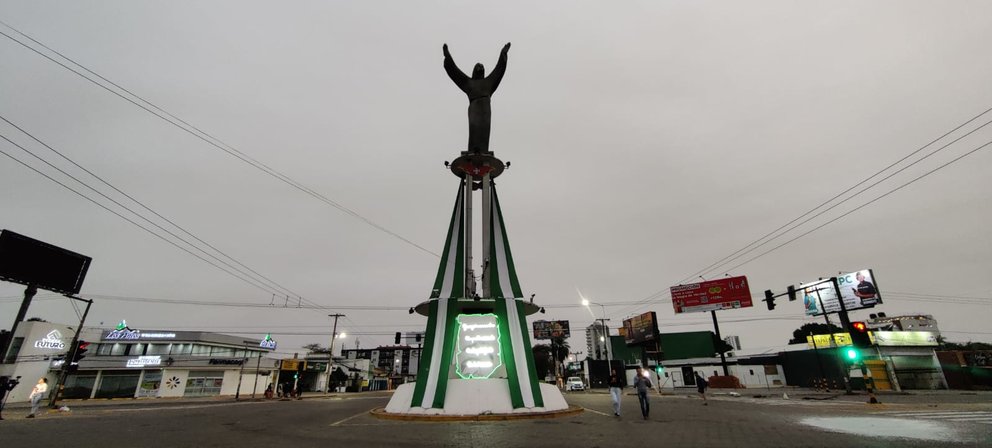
[
  {"x1": 185, "y1": 371, "x2": 224, "y2": 397},
  {"x1": 132, "y1": 343, "x2": 146, "y2": 356},
  {"x1": 211, "y1": 347, "x2": 235, "y2": 357},
  {"x1": 95, "y1": 372, "x2": 141, "y2": 398},
  {"x1": 110, "y1": 343, "x2": 128, "y2": 356},
  {"x1": 147, "y1": 343, "x2": 172, "y2": 355},
  {"x1": 191, "y1": 344, "x2": 211, "y2": 356},
  {"x1": 64, "y1": 373, "x2": 98, "y2": 399},
  {"x1": 138, "y1": 371, "x2": 161, "y2": 398},
  {"x1": 97, "y1": 343, "x2": 113, "y2": 356}
]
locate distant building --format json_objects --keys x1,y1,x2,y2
[
  {"x1": 868, "y1": 313, "x2": 940, "y2": 336},
  {"x1": 585, "y1": 322, "x2": 610, "y2": 360},
  {"x1": 341, "y1": 345, "x2": 422, "y2": 388}
]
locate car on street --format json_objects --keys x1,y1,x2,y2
[{"x1": 566, "y1": 377, "x2": 584, "y2": 391}]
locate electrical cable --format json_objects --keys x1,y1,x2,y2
[{"x1": 0, "y1": 23, "x2": 438, "y2": 258}]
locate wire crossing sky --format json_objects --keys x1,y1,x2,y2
[{"x1": 1, "y1": 1, "x2": 990, "y2": 353}]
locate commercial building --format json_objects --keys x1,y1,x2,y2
[
  {"x1": 342, "y1": 345, "x2": 422, "y2": 389},
  {"x1": 0, "y1": 320, "x2": 278, "y2": 402}
]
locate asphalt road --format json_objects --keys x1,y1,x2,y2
[{"x1": 1, "y1": 391, "x2": 989, "y2": 447}]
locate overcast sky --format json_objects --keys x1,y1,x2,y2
[{"x1": 1, "y1": 1, "x2": 990, "y2": 359}]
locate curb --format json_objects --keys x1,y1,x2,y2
[{"x1": 369, "y1": 405, "x2": 584, "y2": 422}]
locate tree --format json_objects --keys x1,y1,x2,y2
[
  {"x1": 788, "y1": 322, "x2": 843, "y2": 345},
  {"x1": 549, "y1": 336, "x2": 570, "y2": 379},
  {"x1": 303, "y1": 343, "x2": 331, "y2": 354},
  {"x1": 939, "y1": 340, "x2": 992, "y2": 351},
  {"x1": 531, "y1": 344, "x2": 553, "y2": 380}
]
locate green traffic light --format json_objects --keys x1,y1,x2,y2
[{"x1": 845, "y1": 348, "x2": 860, "y2": 361}]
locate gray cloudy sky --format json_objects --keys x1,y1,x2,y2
[{"x1": 2, "y1": 1, "x2": 990, "y2": 358}]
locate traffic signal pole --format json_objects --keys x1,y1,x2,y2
[
  {"x1": 49, "y1": 295, "x2": 92, "y2": 409},
  {"x1": 710, "y1": 311, "x2": 729, "y2": 376}
]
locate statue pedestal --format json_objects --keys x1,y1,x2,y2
[{"x1": 383, "y1": 379, "x2": 568, "y2": 416}]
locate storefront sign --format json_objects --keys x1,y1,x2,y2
[
  {"x1": 34, "y1": 330, "x2": 67, "y2": 350},
  {"x1": 127, "y1": 356, "x2": 162, "y2": 368},
  {"x1": 805, "y1": 333, "x2": 853, "y2": 349},
  {"x1": 105, "y1": 320, "x2": 141, "y2": 340},
  {"x1": 872, "y1": 331, "x2": 938, "y2": 347},
  {"x1": 209, "y1": 358, "x2": 245, "y2": 365},
  {"x1": 259, "y1": 334, "x2": 277, "y2": 350},
  {"x1": 455, "y1": 314, "x2": 501, "y2": 379}
]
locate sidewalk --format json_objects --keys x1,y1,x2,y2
[{"x1": 1, "y1": 390, "x2": 391, "y2": 412}]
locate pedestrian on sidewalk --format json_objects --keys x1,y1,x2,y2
[
  {"x1": 695, "y1": 371, "x2": 709, "y2": 405},
  {"x1": 276, "y1": 383, "x2": 283, "y2": 398},
  {"x1": 633, "y1": 367, "x2": 652, "y2": 420},
  {"x1": 26, "y1": 377, "x2": 47, "y2": 418},
  {"x1": 608, "y1": 369, "x2": 624, "y2": 417},
  {"x1": 264, "y1": 383, "x2": 274, "y2": 399}
]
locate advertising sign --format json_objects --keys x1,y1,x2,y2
[
  {"x1": 455, "y1": 314, "x2": 502, "y2": 379},
  {"x1": 622, "y1": 312, "x2": 659, "y2": 345},
  {"x1": 670, "y1": 276, "x2": 753, "y2": 314},
  {"x1": 872, "y1": 331, "x2": 938, "y2": 347},
  {"x1": 0, "y1": 229, "x2": 92, "y2": 295},
  {"x1": 802, "y1": 270, "x2": 881, "y2": 316},
  {"x1": 532, "y1": 320, "x2": 571, "y2": 340},
  {"x1": 836, "y1": 269, "x2": 882, "y2": 309},
  {"x1": 805, "y1": 333, "x2": 853, "y2": 349}
]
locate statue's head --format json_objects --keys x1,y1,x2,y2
[{"x1": 472, "y1": 63, "x2": 485, "y2": 79}]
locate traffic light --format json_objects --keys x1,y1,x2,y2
[
  {"x1": 764, "y1": 290, "x2": 776, "y2": 310},
  {"x1": 786, "y1": 285, "x2": 797, "y2": 301},
  {"x1": 68, "y1": 340, "x2": 89, "y2": 371},
  {"x1": 842, "y1": 347, "x2": 861, "y2": 363},
  {"x1": 395, "y1": 332, "x2": 402, "y2": 344},
  {"x1": 655, "y1": 365, "x2": 664, "y2": 376},
  {"x1": 415, "y1": 333, "x2": 422, "y2": 343},
  {"x1": 849, "y1": 321, "x2": 871, "y2": 348}
]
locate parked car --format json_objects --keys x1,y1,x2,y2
[{"x1": 566, "y1": 377, "x2": 585, "y2": 391}]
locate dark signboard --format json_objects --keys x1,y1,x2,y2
[
  {"x1": 0, "y1": 230, "x2": 92, "y2": 294},
  {"x1": 622, "y1": 312, "x2": 659, "y2": 345},
  {"x1": 532, "y1": 320, "x2": 570, "y2": 340}
]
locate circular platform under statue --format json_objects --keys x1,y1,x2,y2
[{"x1": 375, "y1": 379, "x2": 577, "y2": 421}]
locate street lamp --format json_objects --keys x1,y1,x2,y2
[{"x1": 580, "y1": 295, "x2": 612, "y2": 372}]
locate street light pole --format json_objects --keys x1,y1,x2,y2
[
  {"x1": 324, "y1": 314, "x2": 345, "y2": 393},
  {"x1": 582, "y1": 297, "x2": 613, "y2": 383}
]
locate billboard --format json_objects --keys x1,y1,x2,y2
[
  {"x1": 622, "y1": 312, "x2": 658, "y2": 345},
  {"x1": 0, "y1": 229, "x2": 92, "y2": 295},
  {"x1": 532, "y1": 320, "x2": 570, "y2": 340},
  {"x1": 802, "y1": 270, "x2": 881, "y2": 316},
  {"x1": 670, "y1": 276, "x2": 753, "y2": 314}
]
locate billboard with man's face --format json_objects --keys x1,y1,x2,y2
[{"x1": 802, "y1": 269, "x2": 881, "y2": 316}]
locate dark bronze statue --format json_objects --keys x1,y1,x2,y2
[{"x1": 443, "y1": 43, "x2": 510, "y2": 154}]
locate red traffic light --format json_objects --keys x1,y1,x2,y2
[{"x1": 851, "y1": 322, "x2": 868, "y2": 332}]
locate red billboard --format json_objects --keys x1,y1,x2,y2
[{"x1": 670, "y1": 276, "x2": 752, "y2": 314}]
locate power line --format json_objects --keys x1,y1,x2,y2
[
  {"x1": 0, "y1": 145, "x2": 285, "y2": 295},
  {"x1": 680, "y1": 107, "x2": 992, "y2": 284},
  {"x1": 0, "y1": 22, "x2": 438, "y2": 258},
  {"x1": 0, "y1": 115, "x2": 306, "y2": 300}
]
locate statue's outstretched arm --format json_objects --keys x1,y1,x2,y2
[
  {"x1": 443, "y1": 43, "x2": 469, "y2": 91},
  {"x1": 486, "y1": 43, "x2": 510, "y2": 93}
]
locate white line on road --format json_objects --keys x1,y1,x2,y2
[
  {"x1": 582, "y1": 407, "x2": 611, "y2": 417},
  {"x1": 330, "y1": 409, "x2": 374, "y2": 426}
]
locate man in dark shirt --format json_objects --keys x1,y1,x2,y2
[{"x1": 852, "y1": 272, "x2": 878, "y2": 305}]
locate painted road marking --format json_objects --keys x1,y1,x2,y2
[
  {"x1": 330, "y1": 409, "x2": 374, "y2": 426},
  {"x1": 582, "y1": 407, "x2": 611, "y2": 417}
]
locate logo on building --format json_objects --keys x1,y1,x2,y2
[
  {"x1": 105, "y1": 320, "x2": 141, "y2": 340},
  {"x1": 259, "y1": 333, "x2": 277, "y2": 350},
  {"x1": 165, "y1": 376, "x2": 182, "y2": 389},
  {"x1": 34, "y1": 330, "x2": 67, "y2": 350}
]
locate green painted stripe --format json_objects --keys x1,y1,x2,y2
[
  {"x1": 494, "y1": 298, "x2": 524, "y2": 408},
  {"x1": 430, "y1": 182, "x2": 464, "y2": 299},
  {"x1": 411, "y1": 299, "x2": 439, "y2": 407},
  {"x1": 432, "y1": 299, "x2": 461, "y2": 408},
  {"x1": 516, "y1": 300, "x2": 544, "y2": 407}
]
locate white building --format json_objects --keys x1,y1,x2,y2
[{"x1": 585, "y1": 322, "x2": 610, "y2": 360}]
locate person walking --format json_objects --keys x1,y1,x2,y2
[
  {"x1": 695, "y1": 371, "x2": 709, "y2": 405},
  {"x1": 633, "y1": 367, "x2": 652, "y2": 420},
  {"x1": 26, "y1": 377, "x2": 48, "y2": 418},
  {"x1": 608, "y1": 369, "x2": 624, "y2": 417}
]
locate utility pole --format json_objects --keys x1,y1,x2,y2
[
  {"x1": 49, "y1": 295, "x2": 92, "y2": 409},
  {"x1": 596, "y1": 318, "x2": 612, "y2": 372},
  {"x1": 324, "y1": 314, "x2": 345, "y2": 393}
]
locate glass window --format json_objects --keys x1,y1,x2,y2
[
  {"x1": 110, "y1": 343, "x2": 128, "y2": 356},
  {"x1": 3, "y1": 337, "x2": 24, "y2": 363},
  {"x1": 147, "y1": 343, "x2": 172, "y2": 355},
  {"x1": 211, "y1": 347, "x2": 234, "y2": 357},
  {"x1": 132, "y1": 343, "x2": 146, "y2": 356},
  {"x1": 97, "y1": 343, "x2": 112, "y2": 356},
  {"x1": 192, "y1": 344, "x2": 211, "y2": 356},
  {"x1": 171, "y1": 344, "x2": 193, "y2": 355}
]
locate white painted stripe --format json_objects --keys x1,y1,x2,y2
[
  {"x1": 438, "y1": 195, "x2": 462, "y2": 299},
  {"x1": 891, "y1": 412, "x2": 992, "y2": 417},
  {"x1": 329, "y1": 409, "x2": 373, "y2": 426},
  {"x1": 945, "y1": 417, "x2": 992, "y2": 422},
  {"x1": 421, "y1": 298, "x2": 449, "y2": 408},
  {"x1": 491, "y1": 191, "x2": 514, "y2": 298},
  {"x1": 583, "y1": 407, "x2": 611, "y2": 417},
  {"x1": 505, "y1": 298, "x2": 534, "y2": 408}
]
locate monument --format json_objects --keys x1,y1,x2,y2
[{"x1": 382, "y1": 44, "x2": 570, "y2": 417}]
